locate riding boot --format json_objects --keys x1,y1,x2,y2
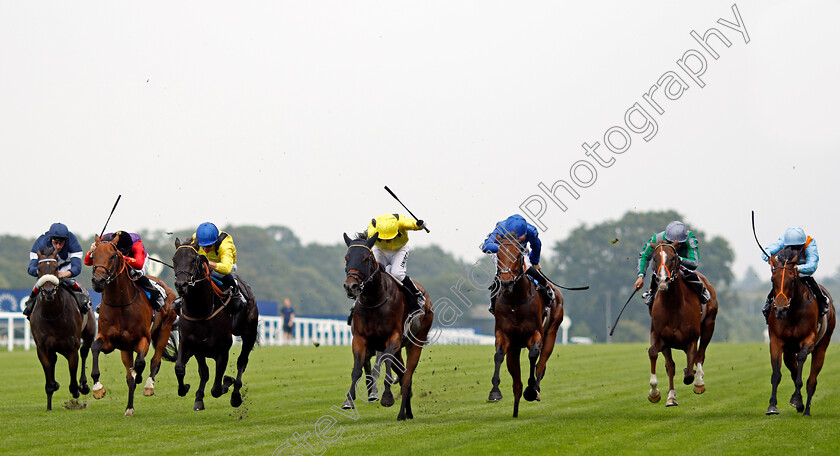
[
  {"x1": 402, "y1": 277, "x2": 425, "y2": 313},
  {"x1": 802, "y1": 276, "x2": 830, "y2": 318},
  {"x1": 681, "y1": 269, "x2": 711, "y2": 304},
  {"x1": 488, "y1": 277, "x2": 500, "y2": 315},
  {"x1": 526, "y1": 266, "x2": 555, "y2": 304},
  {"x1": 137, "y1": 276, "x2": 165, "y2": 311},
  {"x1": 173, "y1": 297, "x2": 183, "y2": 314},
  {"x1": 643, "y1": 277, "x2": 657, "y2": 309},
  {"x1": 762, "y1": 291, "x2": 772, "y2": 324},
  {"x1": 221, "y1": 275, "x2": 245, "y2": 314},
  {"x1": 23, "y1": 286, "x2": 38, "y2": 319},
  {"x1": 62, "y1": 278, "x2": 90, "y2": 316}
]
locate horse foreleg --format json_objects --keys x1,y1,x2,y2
[
  {"x1": 363, "y1": 353, "x2": 378, "y2": 402},
  {"x1": 662, "y1": 348, "x2": 677, "y2": 407},
  {"x1": 229, "y1": 328, "x2": 257, "y2": 408},
  {"x1": 766, "y1": 338, "x2": 783, "y2": 415},
  {"x1": 523, "y1": 341, "x2": 541, "y2": 402},
  {"x1": 379, "y1": 339, "x2": 401, "y2": 408},
  {"x1": 120, "y1": 350, "x2": 137, "y2": 417},
  {"x1": 175, "y1": 342, "x2": 192, "y2": 398},
  {"x1": 79, "y1": 340, "x2": 91, "y2": 395},
  {"x1": 66, "y1": 349, "x2": 80, "y2": 398},
  {"x1": 683, "y1": 341, "x2": 697, "y2": 387},
  {"x1": 488, "y1": 335, "x2": 508, "y2": 402},
  {"x1": 193, "y1": 355, "x2": 210, "y2": 411},
  {"x1": 37, "y1": 348, "x2": 58, "y2": 411},
  {"x1": 397, "y1": 343, "x2": 422, "y2": 421},
  {"x1": 342, "y1": 339, "x2": 366, "y2": 410},
  {"x1": 791, "y1": 342, "x2": 814, "y2": 414},
  {"x1": 210, "y1": 351, "x2": 229, "y2": 399},
  {"x1": 648, "y1": 335, "x2": 661, "y2": 403},
  {"x1": 132, "y1": 337, "x2": 150, "y2": 388},
  {"x1": 506, "y1": 347, "x2": 523, "y2": 418},
  {"x1": 91, "y1": 337, "x2": 106, "y2": 400},
  {"x1": 782, "y1": 350, "x2": 801, "y2": 411}
]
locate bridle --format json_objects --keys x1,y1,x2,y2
[
  {"x1": 770, "y1": 257, "x2": 799, "y2": 307},
  {"x1": 345, "y1": 243, "x2": 378, "y2": 294},
  {"x1": 497, "y1": 239, "x2": 526, "y2": 285},
  {"x1": 653, "y1": 243, "x2": 679, "y2": 283},
  {"x1": 174, "y1": 245, "x2": 211, "y2": 287},
  {"x1": 91, "y1": 241, "x2": 127, "y2": 286}
]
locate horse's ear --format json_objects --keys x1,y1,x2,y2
[
  {"x1": 495, "y1": 233, "x2": 502, "y2": 241},
  {"x1": 367, "y1": 232, "x2": 379, "y2": 248},
  {"x1": 95, "y1": 234, "x2": 101, "y2": 244},
  {"x1": 343, "y1": 233, "x2": 352, "y2": 247},
  {"x1": 175, "y1": 237, "x2": 182, "y2": 248},
  {"x1": 518, "y1": 234, "x2": 526, "y2": 242}
]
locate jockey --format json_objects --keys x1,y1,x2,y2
[
  {"x1": 174, "y1": 222, "x2": 244, "y2": 313},
  {"x1": 634, "y1": 221, "x2": 710, "y2": 308},
  {"x1": 761, "y1": 226, "x2": 829, "y2": 322},
  {"x1": 24, "y1": 222, "x2": 91, "y2": 319},
  {"x1": 481, "y1": 214, "x2": 551, "y2": 315},
  {"x1": 366, "y1": 213, "x2": 427, "y2": 314},
  {"x1": 84, "y1": 231, "x2": 166, "y2": 311}
]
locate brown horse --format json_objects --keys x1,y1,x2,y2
[
  {"x1": 29, "y1": 247, "x2": 96, "y2": 410},
  {"x1": 171, "y1": 240, "x2": 260, "y2": 411},
  {"x1": 487, "y1": 234, "x2": 564, "y2": 418},
  {"x1": 647, "y1": 241, "x2": 718, "y2": 406},
  {"x1": 88, "y1": 236, "x2": 178, "y2": 416},
  {"x1": 341, "y1": 232, "x2": 434, "y2": 421},
  {"x1": 765, "y1": 247, "x2": 835, "y2": 416}
]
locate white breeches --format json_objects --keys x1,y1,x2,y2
[
  {"x1": 373, "y1": 246, "x2": 409, "y2": 281},
  {"x1": 491, "y1": 249, "x2": 532, "y2": 272}
]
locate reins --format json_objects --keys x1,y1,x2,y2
[{"x1": 174, "y1": 245, "x2": 231, "y2": 321}]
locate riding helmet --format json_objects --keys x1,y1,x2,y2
[
  {"x1": 664, "y1": 221, "x2": 688, "y2": 243},
  {"x1": 370, "y1": 215, "x2": 399, "y2": 240},
  {"x1": 783, "y1": 227, "x2": 807, "y2": 246},
  {"x1": 197, "y1": 222, "x2": 220, "y2": 246},
  {"x1": 45, "y1": 222, "x2": 69, "y2": 240},
  {"x1": 115, "y1": 231, "x2": 133, "y2": 255}
]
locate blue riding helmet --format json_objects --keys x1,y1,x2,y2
[
  {"x1": 45, "y1": 222, "x2": 69, "y2": 239},
  {"x1": 783, "y1": 227, "x2": 807, "y2": 246},
  {"x1": 664, "y1": 221, "x2": 688, "y2": 243},
  {"x1": 197, "y1": 222, "x2": 220, "y2": 246}
]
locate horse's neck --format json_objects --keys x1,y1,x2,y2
[
  {"x1": 359, "y1": 269, "x2": 392, "y2": 306},
  {"x1": 185, "y1": 280, "x2": 217, "y2": 311},
  {"x1": 660, "y1": 277, "x2": 688, "y2": 304},
  {"x1": 502, "y1": 274, "x2": 533, "y2": 300},
  {"x1": 103, "y1": 272, "x2": 138, "y2": 302},
  {"x1": 37, "y1": 289, "x2": 70, "y2": 316}
]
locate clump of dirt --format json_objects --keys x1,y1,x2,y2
[{"x1": 62, "y1": 399, "x2": 88, "y2": 410}]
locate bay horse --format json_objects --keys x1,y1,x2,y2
[
  {"x1": 342, "y1": 232, "x2": 434, "y2": 421},
  {"x1": 29, "y1": 247, "x2": 96, "y2": 410},
  {"x1": 172, "y1": 239, "x2": 260, "y2": 411},
  {"x1": 765, "y1": 247, "x2": 835, "y2": 416},
  {"x1": 487, "y1": 233, "x2": 564, "y2": 418},
  {"x1": 88, "y1": 236, "x2": 178, "y2": 416},
  {"x1": 647, "y1": 241, "x2": 718, "y2": 407}
]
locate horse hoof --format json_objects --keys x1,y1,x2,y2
[
  {"x1": 665, "y1": 398, "x2": 678, "y2": 407},
  {"x1": 178, "y1": 384, "x2": 190, "y2": 397},
  {"x1": 683, "y1": 375, "x2": 694, "y2": 386},
  {"x1": 795, "y1": 404, "x2": 805, "y2": 414},
  {"x1": 397, "y1": 414, "x2": 406, "y2": 421},
  {"x1": 79, "y1": 384, "x2": 90, "y2": 395},
  {"x1": 143, "y1": 378, "x2": 155, "y2": 396},
  {"x1": 648, "y1": 392, "x2": 661, "y2": 403},
  {"x1": 766, "y1": 406, "x2": 780, "y2": 415},
  {"x1": 194, "y1": 402, "x2": 205, "y2": 411},
  {"x1": 231, "y1": 393, "x2": 242, "y2": 408},
  {"x1": 124, "y1": 408, "x2": 134, "y2": 417},
  {"x1": 92, "y1": 383, "x2": 106, "y2": 400},
  {"x1": 381, "y1": 393, "x2": 395, "y2": 408},
  {"x1": 341, "y1": 398, "x2": 355, "y2": 410},
  {"x1": 523, "y1": 386, "x2": 537, "y2": 402},
  {"x1": 488, "y1": 390, "x2": 503, "y2": 402},
  {"x1": 693, "y1": 384, "x2": 706, "y2": 394}
]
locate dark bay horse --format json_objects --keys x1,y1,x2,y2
[
  {"x1": 647, "y1": 241, "x2": 718, "y2": 407},
  {"x1": 172, "y1": 239, "x2": 259, "y2": 411},
  {"x1": 487, "y1": 234, "x2": 564, "y2": 418},
  {"x1": 88, "y1": 236, "x2": 178, "y2": 416},
  {"x1": 765, "y1": 248, "x2": 835, "y2": 416},
  {"x1": 29, "y1": 247, "x2": 96, "y2": 410},
  {"x1": 342, "y1": 232, "x2": 434, "y2": 421}
]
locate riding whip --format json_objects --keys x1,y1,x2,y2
[
  {"x1": 148, "y1": 256, "x2": 174, "y2": 270},
  {"x1": 384, "y1": 186, "x2": 430, "y2": 233},
  {"x1": 609, "y1": 288, "x2": 638, "y2": 336},
  {"x1": 751, "y1": 211, "x2": 769, "y2": 258},
  {"x1": 99, "y1": 194, "x2": 122, "y2": 238},
  {"x1": 544, "y1": 276, "x2": 589, "y2": 291}
]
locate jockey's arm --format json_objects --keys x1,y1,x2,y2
[
  {"x1": 799, "y1": 239, "x2": 819, "y2": 276},
  {"x1": 527, "y1": 225, "x2": 542, "y2": 266},
  {"x1": 636, "y1": 234, "x2": 657, "y2": 277},
  {"x1": 679, "y1": 236, "x2": 699, "y2": 270}
]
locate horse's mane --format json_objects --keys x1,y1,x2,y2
[
  {"x1": 353, "y1": 232, "x2": 369, "y2": 241},
  {"x1": 777, "y1": 245, "x2": 803, "y2": 263}
]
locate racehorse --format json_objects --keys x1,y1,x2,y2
[
  {"x1": 88, "y1": 236, "x2": 178, "y2": 416},
  {"x1": 342, "y1": 232, "x2": 434, "y2": 421},
  {"x1": 29, "y1": 247, "x2": 96, "y2": 410},
  {"x1": 647, "y1": 241, "x2": 718, "y2": 407},
  {"x1": 487, "y1": 233, "x2": 564, "y2": 418},
  {"x1": 765, "y1": 247, "x2": 835, "y2": 416},
  {"x1": 172, "y1": 239, "x2": 260, "y2": 411}
]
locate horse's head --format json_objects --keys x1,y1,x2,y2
[
  {"x1": 36, "y1": 247, "x2": 60, "y2": 302},
  {"x1": 343, "y1": 232, "x2": 379, "y2": 299},
  {"x1": 769, "y1": 247, "x2": 802, "y2": 320},
  {"x1": 496, "y1": 233, "x2": 527, "y2": 294},
  {"x1": 173, "y1": 238, "x2": 207, "y2": 297},
  {"x1": 89, "y1": 235, "x2": 125, "y2": 293},
  {"x1": 651, "y1": 242, "x2": 680, "y2": 292}
]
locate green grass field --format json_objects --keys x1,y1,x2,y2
[{"x1": 1, "y1": 342, "x2": 839, "y2": 455}]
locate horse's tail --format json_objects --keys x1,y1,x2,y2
[{"x1": 161, "y1": 320, "x2": 179, "y2": 362}]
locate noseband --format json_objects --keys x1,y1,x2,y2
[
  {"x1": 770, "y1": 259, "x2": 798, "y2": 306},
  {"x1": 653, "y1": 243, "x2": 679, "y2": 283}
]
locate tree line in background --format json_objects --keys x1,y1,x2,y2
[{"x1": 4, "y1": 211, "x2": 839, "y2": 343}]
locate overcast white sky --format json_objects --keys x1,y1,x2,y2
[{"x1": 2, "y1": 1, "x2": 838, "y2": 282}]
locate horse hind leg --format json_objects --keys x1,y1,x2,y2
[
  {"x1": 121, "y1": 351, "x2": 137, "y2": 417},
  {"x1": 66, "y1": 349, "x2": 81, "y2": 398},
  {"x1": 211, "y1": 351, "x2": 230, "y2": 399},
  {"x1": 397, "y1": 343, "x2": 422, "y2": 421},
  {"x1": 193, "y1": 356, "x2": 210, "y2": 411},
  {"x1": 79, "y1": 340, "x2": 91, "y2": 395},
  {"x1": 90, "y1": 338, "x2": 107, "y2": 400},
  {"x1": 803, "y1": 342, "x2": 830, "y2": 416},
  {"x1": 782, "y1": 350, "x2": 802, "y2": 411},
  {"x1": 229, "y1": 326, "x2": 259, "y2": 408}
]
